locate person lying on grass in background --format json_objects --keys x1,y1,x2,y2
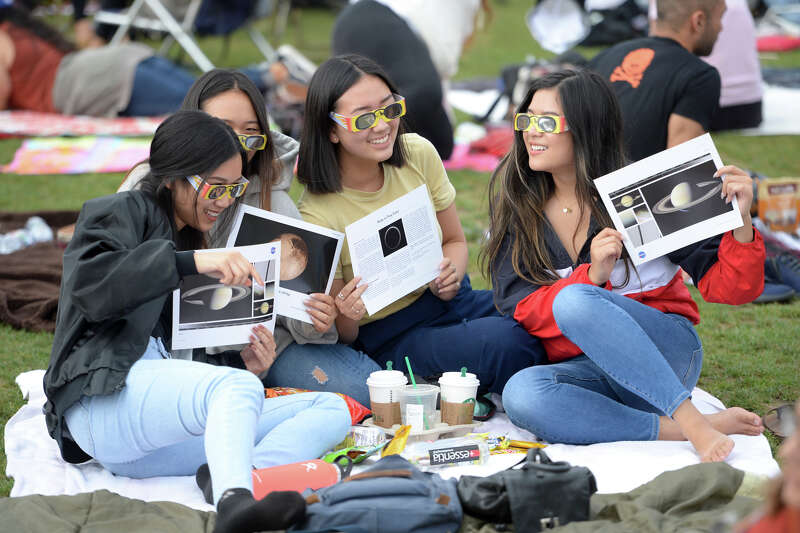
[
  {"x1": 482, "y1": 68, "x2": 765, "y2": 462},
  {"x1": 44, "y1": 110, "x2": 350, "y2": 533}
]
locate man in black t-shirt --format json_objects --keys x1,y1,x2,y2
[{"x1": 589, "y1": 0, "x2": 727, "y2": 162}]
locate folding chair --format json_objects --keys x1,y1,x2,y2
[{"x1": 93, "y1": 0, "x2": 293, "y2": 73}]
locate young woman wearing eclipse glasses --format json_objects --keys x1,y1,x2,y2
[
  {"x1": 45, "y1": 111, "x2": 350, "y2": 533},
  {"x1": 296, "y1": 54, "x2": 546, "y2": 398},
  {"x1": 483, "y1": 68, "x2": 765, "y2": 462}
]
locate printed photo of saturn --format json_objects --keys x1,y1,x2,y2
[
  {"x1": 609, "y1": 154, "x2": 733, "y2": 244},
  {"x1": 177, "y1": 258, "x2": 276, "y2": 331}
]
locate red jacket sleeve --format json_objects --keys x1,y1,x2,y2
[
  {"x1": 697, "y1": 229, "x2": 765, "y2": 304},
  {"x1": 513, "y1": 263, "x2": 610, "y2": 361}
]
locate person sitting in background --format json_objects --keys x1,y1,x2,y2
[
  {"x1": 330, "y1": 0, "x2": 489, "y2": 160},
  {"x1": 589, "y1": 0, "x2": 726, "y2": 162},
  {"x1": 703, "y1": 0, "x2": 764, "y2": 131},
  {"x1": 44, "y1": 110, "x2": 350, "y2": 533}
]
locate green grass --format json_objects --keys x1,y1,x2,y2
[{"x1": 2, "y1": 0, "x2": 800, "y2": 497}]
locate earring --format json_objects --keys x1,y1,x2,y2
[{"x1": 331, "y1": 135, "x2": 339, "y2": 143}]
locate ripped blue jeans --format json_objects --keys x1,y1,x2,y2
[{"x1": 502, "y1": 284, "x2": 703, "y2": 444}]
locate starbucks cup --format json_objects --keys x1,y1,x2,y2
[
  {"x1": 438, "y1": 371, "x2": 480, "y2": 426},
  {"x1": 366, "y1": 370, "x2": 408, "y2": 428}
]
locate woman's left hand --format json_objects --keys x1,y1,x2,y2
[
  {"x1": 305, "y1": 293, "x2": 338, "y2": 333},
  {"x1": 240, "y1": 324, "x2": 277, "y2": 376},
  {"x1": 715, "y1": 165, "x2": 753, "y2": 216},
  {"x1": 429, "y1": 257, "x2": 460, "y2": 301}
]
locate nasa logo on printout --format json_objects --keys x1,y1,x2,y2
[{"x1": 638, "y1": 251, "x2": 646, "y2": 259}]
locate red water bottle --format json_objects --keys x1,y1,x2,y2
[{"x1": 252, "y1": 459, "x2": 342, "y2": 500}]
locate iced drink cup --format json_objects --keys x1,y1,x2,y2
[
  {"x1": 400, "y1": 384, "x2": 440, "y2": 433},
  {"x1": 439, "y1": 371, "x2": 479, "y2": 425},
  {"x1": 366, "y1": 369, "x2": 407, "y2": 428}
]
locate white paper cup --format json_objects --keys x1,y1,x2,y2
[
  {"x1": 366, "y1": 370, "x2": 407, "y2": 427},
  {"x1": 366, "y1": 370, "x2": 407, "y2": 403},
  {"x1": 439, "y1": 372, "x2": 480, "y2": 425}
]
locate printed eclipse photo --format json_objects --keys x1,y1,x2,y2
[
  {"x1": 637, "y1": 154, "x2": 733, "y2": 237},
  {"x1": 178, "y1": 273, "x2": 264, "y2": 331},
  {"x1": 378, "y1": 218, "x2": 408, "y2": 257},
  {"x1": 234, "y1": 213, "x2": 339, "y2": 294}
]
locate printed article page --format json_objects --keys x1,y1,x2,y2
[{"x1": 346, "y1": 185, "x2": 443, "y2": 315}]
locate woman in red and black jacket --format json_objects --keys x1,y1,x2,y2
[{"x1": 482, "y1": 69, "x2": 765, "y2": 462}]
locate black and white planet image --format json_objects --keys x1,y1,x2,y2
[
  {"x1": 652, "y1": 181, "x2": 723, "y2": 214},
  {"x1": 639, "y1": 158, "x2": 733, "y2": 237},
  {"x1": 182, "y1": 284, "x2": 250, "y2": 310}
]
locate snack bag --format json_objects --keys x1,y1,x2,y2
[
  {"x1": 265, "y1": 386, "x2": 371, "y2": 425},
  {"x1": 758, "y1": 177, "x2": 800, "y2": 233}
]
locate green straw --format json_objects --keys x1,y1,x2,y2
[
  {"x1": 460, "y1": 367, "x2": 467, "y2": 377},
  {"x1": 386, "y1": 361, "x2": 393, "y2": 371},
  {"x1": 404, "y1": 356, "x2": 429, "y2": 430}
]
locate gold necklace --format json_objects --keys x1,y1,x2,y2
[{"x1": 552, "y1": 192, "x2": 576, "y2": 215}]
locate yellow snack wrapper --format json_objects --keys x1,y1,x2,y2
[{"x1": 381, "y1": 425, "x2": 411, "y2": 457}]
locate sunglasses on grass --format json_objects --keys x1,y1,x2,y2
[
  {"x1": 186, "y1": 175, "x2": 249, "y2": 200},
  {"x1": 329, "y1": 95, "x2": 407, "y2": 132},
  {"x1": 238, "y1": 134, "x2": 268, "y2": 151},
  {"x1": 513, "y1": 113, "x2": 570, "y2": 134}
]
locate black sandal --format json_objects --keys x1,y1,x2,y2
[{"x1": 763, "y1": 403, "x2": 797, "y2": 440}]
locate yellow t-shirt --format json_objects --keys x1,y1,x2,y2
[{"x1": 299, "y1": 133, "x2": 456, "y2": 324}]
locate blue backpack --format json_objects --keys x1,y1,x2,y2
[{"x1": 292, "y1": 455, "x2": 463, "y2": 533}]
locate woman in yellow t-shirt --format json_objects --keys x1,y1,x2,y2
[{"x1": 296, "y1": 55, "x2": 545, "y2": 398}]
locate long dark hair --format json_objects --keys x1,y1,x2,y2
[
  {"x1": 181, "y1": 69, "x2": 279, "y2": 211},
  {"x1": 297, "y1": 54, "x2": 407, "y2": 194},
  {"x1": 481, "y1": 68, "x2": 630, "y2": 287},
  {"x1": 139, "y1": 110, "x2": 246, "y2": 251},
  {"x1": 0, "y1": 5, "x2": 76, "y2": 53}
]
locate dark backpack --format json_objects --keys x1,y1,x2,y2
[{"x1": 292, "y1": 455, "x2": 463, "y2": 533}]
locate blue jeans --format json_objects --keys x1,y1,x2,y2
[
  {"x1": 502, "y1": 284, "x2": 703, "y2": 444},
  {"x1": 121, "y1": 56, "x2": 196, "y2": 116},
  {"x1": 355, "y1": 276, "x2": 547, "y2": 394},
  {"x1": 63, "y1": 338, "x2": 351, "y2": 504},
  {"x1": 263, "y1": 342, "x2": 381, "y2": 408}
]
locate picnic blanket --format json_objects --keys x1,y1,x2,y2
[
  {"x1": 5, "y1": 370, "x2": 780, "y2": 515},
  {"x1": 2, "y1": 136, "x2": 151, "y2": 175},
  {"x1": 0, "y1": 111, "x2": 162, "y2": 137},
  {"x1": 0, "y1": 211, "x2": 79, "y2": 333},
  {"x1": 0, "y1": 463, "x2": 765, "y2": 533}
]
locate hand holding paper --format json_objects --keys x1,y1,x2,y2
[
  {"x1": 334, "y1": 276, "x2": 368, "y2": 322},
  {"x1": 305, "y1": 293, "x2": 339, "y2": 333},
  {"x1": 715, "y1": 165, "x2": 755, "y2": 243},
  {"x1": 588, "y1": 228, "x2": 624, "y2": 286},
  {"x1": 429, "y1": 257, "x2": 460, "y2": 301},
  {"x1": 240, "y1": 324, "x2": 278, "y2": 375}
]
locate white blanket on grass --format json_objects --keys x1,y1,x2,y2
[{"x1": 5, "y1": 370, "x2": 780, "y2": 511}]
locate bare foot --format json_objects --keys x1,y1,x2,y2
[
  {"x1": 672, "y1": 400, "x2": 736, "y2": 462},
  {"x1": 694, "y1": 431, "x2": 735, "y2": 462},
  {"x1": 706, "y1": 407, "x2": 764, "y2": 436}
]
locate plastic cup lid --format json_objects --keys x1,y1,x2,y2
[
  {"x1": 366, "y1": 370, "x2": 408, "y2": 387},
  {"x1": 438, "y1": 371, "x2": 480, "y2": 387}
]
